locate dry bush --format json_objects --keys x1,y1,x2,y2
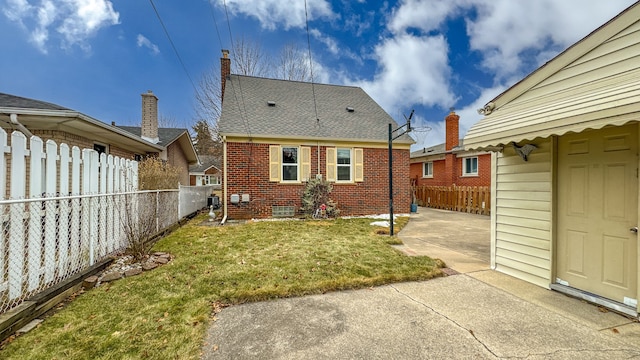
[{"x1": 138, "y1": 157, "x2": 180, "y2": 190}]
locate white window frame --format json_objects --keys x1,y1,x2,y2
[
  {"x1": 422, "y1": 162, "x2": 433, "y2": 178},
  {"x1": 336, "y1": 148, "x2": 352, "y2": 182},
  {"x1": 204, "y1": 175, "x2": 220, "y2": 185},
  {"x1": 463, "y1": 156, "x2": 478, "y2": 176},
  {"x1": 281, "y1": 146, "x2": 299, "y2": 182}
]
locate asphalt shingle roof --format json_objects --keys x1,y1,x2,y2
[
  {"x1": 218, "y1": 75, "x2": 413, "y2": 143},
  {"x1": 189, "y1": 155, "x2": 220, "y2": 172},
  {"x1": 0, "y1": 92, "x2": 71, "y2": 111},
  {"x1": 117, "y1": 126, "x2": 189, "y2": 147},
  {"x1": 410, "y1": 139, "x2": 464, "y2": 158}
]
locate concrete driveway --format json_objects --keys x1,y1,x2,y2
[{"x1": 201, "y1": 207, "x2": 640, "y2": 359}]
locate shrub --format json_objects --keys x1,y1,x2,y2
[
  {"x1": 138, "y1": 157, "x2": 180, "y2": 190},
  {"x1": 300, "y1": 177, "x2": 340, "y2": 217}
]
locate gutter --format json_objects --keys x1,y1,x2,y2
[
  {"x1": 9, "y1": 113, "x2": 33, "y2": 137},
  {"x1": 222, "y1": 135, "x2": 228, "y2": 225},
  {"x1": 0, "y1": 107, "x2": 164, "y2": 151}
]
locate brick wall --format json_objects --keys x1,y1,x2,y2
[
  {"x1": 410, "y1": 153, "x2": 491, "y2": 187},
  {"x1": 141, "y1": 91, "x2": 158, "y2": 141},
  {"x1": 166, "y1": 141, "x2": 190, "y2": 186},
  {"x1": 445, "y1": 111, "x2": 459, "y2": 151},
  {"x1": 225, "y1": 142, "x2": 411, "y2": 219}
]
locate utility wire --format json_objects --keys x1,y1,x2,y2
[
  {"x1": 148, "y1": 0, "x2": 197, "y2": 92},
  {"x1": 207, "y1": 0, "x2": 225, "y2": 49},
  {"x1": 222, "y1": 0, "x2": 252, "y2": 140},
  {"x1": 304, "y1": 0, "x2": 319, "y2": 123}
]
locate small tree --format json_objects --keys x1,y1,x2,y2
[
  {"x1": 138, "y1": 157, "x2": 180, "y2": 190},
  {"x1": 120, "y1": 192, "x2": 158, "y2": 261},
  {"x1": 301, "y1": 177, "x2": 340, "y2": 217}
]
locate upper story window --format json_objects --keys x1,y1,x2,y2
[
  {"x1": 463, "y1": 157, "x2": 478, "y2": 176},
  {"x1": 423, "y1": 162, "x2": 433, "y2": 178},
  {"x1": 337, "y1": 148, "x2": 352, "y2": 182}
]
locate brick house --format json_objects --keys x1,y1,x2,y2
[
  {"x1": 0, "y1": 91, "x2": 198, "y2": 186},
  {"x1": 218, "y1": 54, "x2": 413, "y2": 219},
  {"x1": 189, "y1": 155, "x2": 221, "y2": 197},
  {"x1": 410, "y1": 110, "x2": 491, "y2": 187}
]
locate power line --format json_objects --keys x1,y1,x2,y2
[
  {"x1": 148, "y1": 0, "x2": 197, "y2": 92},
  {"x1": 304, "y1": 0, "x2": 319, "y2": 124},
  {"x1": 222, "y1": 0, "x2": 252, "y2": 140},
  {"x1": 207, "y1": 0, "x2": 225, "y2": 49}
]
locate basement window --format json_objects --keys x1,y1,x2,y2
[{"x1": 272, "y1": 206, "x2": 296, "y2": 217}]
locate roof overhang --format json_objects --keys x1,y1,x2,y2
[
  {"x1": 0, "y1": 107, "x2": 164, "y2": 153},
  {"x1": 464, "y1": 91, "x2": 640, "y2": 151},
  {"x1": 221, "y1": 133, "x2": 414, "y2": 150},
  {"x1": 170, "y1": 130, "x2": 199, "y2": 165}
]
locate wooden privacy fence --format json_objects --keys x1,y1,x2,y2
[{"x1": 413, "y1": 185, "x2": 491, "y2": 215}]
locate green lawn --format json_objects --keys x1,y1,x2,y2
[{"x1": 1, "y1": 215, "x2": 444, "y2": 359}]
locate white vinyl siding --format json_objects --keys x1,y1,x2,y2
[
  {"x1": 493, "y1": 138, "x2": 552, "y2": 288},
  {"x1": 464, "y1": 10, "x2": 640, "y2": 149}
]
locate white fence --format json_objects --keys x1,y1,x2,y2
[
  {"x1": 0, "y1": 129, "x2": 211, "y2": 315},
  {"x1": 179, "y1": 185, "x2": 216, "y2": 219}
]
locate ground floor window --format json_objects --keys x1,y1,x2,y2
[
  {"x1": 423, "y1": 162, "x2": 433, "y2": 177},
  {"x1": 463, "y1": 157, "x2": 478, "y2": 175}
]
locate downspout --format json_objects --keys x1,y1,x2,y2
[
  {"x1": 10, "y1": 114, "x2": 33, "y2": 137},
  {"x1": 221, "y1": 135, "x2": 228, "y2": 225}
]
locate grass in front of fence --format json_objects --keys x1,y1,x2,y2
[{"x1": 1, "y1": 215, "x2": 443, "y2": 359}]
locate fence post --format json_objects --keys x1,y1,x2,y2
[
  {"x1": 27, "y1": 136, "x2": 44, "y2": 292},
  {"x1": 43, "y1": 140, "x2": 57, "y2": 284},
  {"x1": 9, "y1": 132, "x2": 27, "y2": 300},
  {"x1": 58, "y1": 144, "x2": 70, "y2": 278},
  {"x1": 0, "y1": 129, "x2": 6, "y2": 295}
]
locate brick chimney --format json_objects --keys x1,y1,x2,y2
[
  {"x1": 221, "y1": 49, "x2": 231, "y2": 102},
  {"x1": 445, "y1": 108, "x2": 459, "y2": 151},
  {"x1": 141, "y1": 90, "x2": 159, "y2": 144}
]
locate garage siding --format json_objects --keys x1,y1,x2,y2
[
  {"x1": 494, "y1": 139, "x2": 553, "y2": 288},
  {"x1": 464, "y1": 11, "x2": 640, "y2": 149}
]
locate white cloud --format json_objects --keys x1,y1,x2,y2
[
  {"x1": 351, "y1": 33, "x2": 456, "y2": 119},
  {"x1": 464, "y1": 0, "x2": 637, "y2": 80},
  {"x1": 216, "y1": 0, "x2": 334, "y2": 30},
  {"x1": 137, "y1": 34, "x2": 160, "y2": 55},
  {"x1": 3, "y1": 0, "x2": 32, "y2": 22},
  {"x1": 388, "y1": 0, "x2": 462, "y2": 35},
  {"x1": 2, "y1": 0, "x2": 119, "y2": 53},
  {"x1": 309, "y1": 28, "x2": 338, "y2": 54}
]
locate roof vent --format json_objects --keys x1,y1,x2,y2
[
  {"x1": 346, "y1": 106, "x2": 354, "y2": 112},
  {"x1": 267, "y1": 101, "x2": 276, "y2": 107}
]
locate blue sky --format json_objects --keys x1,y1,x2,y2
[{"x1": 1, "y1": 0, "x2": 637, "y2": 149}]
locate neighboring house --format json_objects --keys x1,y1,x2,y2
[
  {"x1": 463, "y1": 2, "x2": 640, "y2": 317},
  {"x1": 410, "y1": 110, "x2": 491, "y2": 187},
  {"x1": 189, "y1": 155, "x2": 222, "y2": 195},
  {"x1": 217, "y1": 53, "x2": 413, "y2": 219},
  {"x1": 118, "y1": 91, "x2": 199, "y2": 186},
  {"x1": 0, "y1": 92, "x2": 163, "y2": 160},
  {"x1": 0, "y1": 91, "x2": 198, "y2": 188}
]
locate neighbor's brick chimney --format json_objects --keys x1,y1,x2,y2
[
  {"x1": 141, "y1": 90, "x2": 159, "y2": 144},
  {"x1": 221, "y1": 49, "x2": 231, "y2": 102},
  {"x1": 445, "y1": 108, "x2": 459, "y2": 151}
]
